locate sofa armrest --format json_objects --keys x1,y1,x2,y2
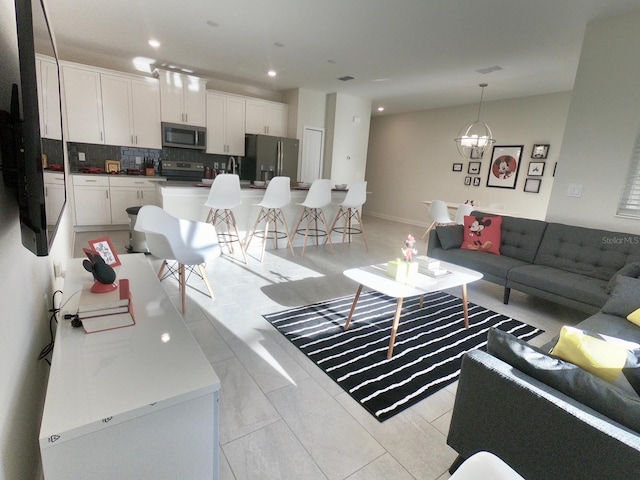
[{"x1": 447, "y1": 350, "x2": 640, "y2": 480}]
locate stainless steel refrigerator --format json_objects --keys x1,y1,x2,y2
[{"x1": 243, "y1": 134, "x2": 299, "y2": 183}]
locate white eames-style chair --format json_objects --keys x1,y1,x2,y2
[
  {"x1": 326, "y1": 181, "x2": 369, "y2": 251},
  {"x1": 203, "y1": 174, "x2": 248, "y2": 264},
  {"x1": 244, "y1": 176, "x2": 295, "y2": 262},
  {"x1": 454, "y1": 203, "x2": 475, "y2": 225},
  {"x1": 421, "y1": 199, "x2": 454, "y2": 240},
  {"x1": 292, "y1": 179, "x2": 335, "y2": 257},
  {"x1": 135, "y1": 205, "x2": 221, "y2": 314}
]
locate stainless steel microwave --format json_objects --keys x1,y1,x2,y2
[{"x1": 161, "y1": 122, "x2": 206, "y2": 150}]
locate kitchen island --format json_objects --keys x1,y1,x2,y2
[{"x1": 158, "y1": 181, "x2": 353, "y2": 249}]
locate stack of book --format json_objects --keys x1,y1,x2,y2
[
  {"x1": 77, "y1": 278, "x2": 135, "y2": 333},
  {"x1": 416, "y1": 256, "x2": 451, "y2": 278}
]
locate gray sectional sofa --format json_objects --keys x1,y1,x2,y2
[
  {"x1": 427, "y1": 213, "x2": 640, "y2": 313},
  {"x1": 427, "y1": 214, "x2": 640, "y2": 478}
]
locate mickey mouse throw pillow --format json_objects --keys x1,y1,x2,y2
[{"x1": 461, "y1": 215, "x2": 502, "y2": 255}]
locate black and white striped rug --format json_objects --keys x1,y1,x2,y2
[{"x1": 264, "y1": 290, "x2": 543, "y2": 421}]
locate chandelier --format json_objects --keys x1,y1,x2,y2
[{"x1": 454, "y1": 83, "x2": 495, "y2": 159}]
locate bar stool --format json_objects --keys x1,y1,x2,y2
[
  {"x1": 421, "y1": 199, "x2": 453, "y2": 241},
  {"x1": 326, "y1": 181, "x2": 369, "y2": 251},
  {"x1": 292, "y1": 179, "x2": 334, "y2": 257},
  {"x1": 244, "y1": 176, "x2": 295, "y2": 262},
  {"x1": 203, "y1": 174, "x2": 248, "y2": 264}
]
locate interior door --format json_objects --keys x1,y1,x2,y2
[{"x1": 300, "y1": 127, "x2": 324, "y2": 183}]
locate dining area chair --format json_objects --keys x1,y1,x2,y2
[
  {"x1": 421, "y1": 199, "x2": 454, "y2": 240},
  {"x1": 454, "y1": 203, "x2": 475, "y2": 224},
  {"x1": 134, "y1": 205, "x2": 221, "y2": 314}
]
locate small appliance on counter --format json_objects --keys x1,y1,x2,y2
[{"x1": 159, "y1": 160, "x2": 204, "y2": 181}]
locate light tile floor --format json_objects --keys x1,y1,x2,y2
[{"x1": 73, "y1": 216, "x2": 588, "y2": 480}]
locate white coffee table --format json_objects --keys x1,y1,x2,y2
[{"x1": 343, "y1": 261, "x2": 483, "y2": 358}]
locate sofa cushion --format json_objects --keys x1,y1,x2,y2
[
  {"x1": 486, "y1": 328, "x2": 640, "y2": 432},
  {"x1": 498, "y1": 214, "x2": 548, "y2": 263},
  {"x1": 577, "y1": 312, "x2": 640, "y2": 345},
  {"x1": 507, "y1": 264, "x2": 609, "y2": 309},
  {"x1": 551, "y1": 325, "x2": 640, "y2": 396},
  {"x1": 602, "y1": 275, "x2": 640, "y2": 317},
  {"x1": 461, "y1": 215, "x2": 501, "y2": 254},
  {"x1": 534, "y1": 223, "x2": 640, "y2": 281},
  {"x1": 435, "y1": 224, "x2": 463, "y2": 250},
  {"x1": 606, "y1": 262, "x2": 640, "y2": 294}
]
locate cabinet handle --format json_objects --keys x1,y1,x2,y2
[
  {"x1": 135, "y1": 135, "x2": 138, "y2": 145},
  {"x1": 45, "y1": 186, "x2": 48, "y2": 197},
  {"x1": 131, "y1": 134, "x2": 134, "y2": 144},
  {"x1": 136, "y1": 190, "x2": 140, "y2": 200},
  {"x1": 100, "y1": 131, "x2": 103, "y2": 141},
  {"x1": 106, "y1": 189, "x2": 109, "y2": 199},
  {"x1": 140, "y1": 190, "x2": 144, "y2": 200},
  {"x1": 86, "y1": 179, "x2": 97, "y2": 182},
  {"x1": 185, "y1": 113, "x2": 188, "y2": 123}
]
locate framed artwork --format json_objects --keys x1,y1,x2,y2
[
  {"x1": 531, "y1": 144, "x2": 549, "y2": 159},
  {"x1": 453, "y1": 162, "x2": 463, "y2": 172},
  {"x1": 486, "y1": 145, "x2": 523, "y2": 189},
  {"x1": 464, "y1": 176, "x2": 472, "y2": 185},
  {"x1": 88, "y1": 237, "x2": 121, "y2": 267},
  {"x1": 468, "y1": 162, "x2": 481, "y2": 175},
  {"x1": 527, "y1": 161, "x2": 545, "y2": 176},
  {"x1": 470, "y1": 146, "x2": 484, "y2": 159},
  {"x1": 524, "y1": 178, "x2": 542, "y2": 193},
  {"x1": 473, "y1": 177, "x2": 481, "y2": 186},
  {"x1": 553, "y1": 162, "x2": 558, "y2": 177}
]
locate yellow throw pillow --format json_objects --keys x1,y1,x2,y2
[
  {"x1": 551, "y1": 326, "x2": 627, "y2": 383},
  {"x1": 627, "y1": 308, "x2": 640, "y2": 327}
]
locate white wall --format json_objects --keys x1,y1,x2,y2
[
  {"x1": 365, "y1": 92, "x2": 571, "y2": 226},
  {"x1": 324, "y1": 93, "x2": 372, "y2": 185},
  {"x1": 547, "y1": 10, "x2": 640, "y2": 233},
  {"x1": 0, "y1": 0, "x2": 73, "y2": 477}
]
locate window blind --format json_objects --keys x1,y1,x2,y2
[{"x1": 617, "y1": 129, "x2": 640, "y2": 218}]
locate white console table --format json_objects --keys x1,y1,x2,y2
[{"x1": 39, "y1": 254, "x2": 220, "y2": 480}]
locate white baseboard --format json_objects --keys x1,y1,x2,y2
[{"x1": 362, "y1": 210, "x2": 428, "y2": 228}]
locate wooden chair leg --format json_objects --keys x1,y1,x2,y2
[
  {"x1": 320, "y1": 209, "x2": 334, "y2": 254},
  {"x1": 277, "y1": 208, "x2": 295, "y2": 256},
  {"x1": 157, "y1": 260, "x2": 167, "y2": 279},
  {"x1": 198, "y1": 264, "x2": 215, "y2": 300},
  {"x1": 229, "y1": 211, "x2": 248, "y2": 264},
  {"x1": 355, "y1": 209, "x2": 369, "y2": 251}
]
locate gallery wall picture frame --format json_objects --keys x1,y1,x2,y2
[
  {"x1": 464, "y1": 176, "x2": 472, "y2": 185},
  {"x1": 473, "y1": 177, "x2": 481, "y2": 186},
  {"x1": 470, "y1": 146, "x2": 484, "y2": 159},
  {"x1": 531, "y1": 144, "x2": 550, "y2": 159},
  {"x1": 88, "y1": 236, "x2": 121, "y2": 267},
  {"x1": 486, "y1": 145, "x2": 523, "y2": 189},
  {"x1": 468, "y1": 162, "x2": 481, "y2": 175},
  {"x1": 524, "y1": 178, "x2": 542, "y2": 193},
  {"x1": 453, "y1": 162, "x2": 463, "y2": 172},
  {"x1": 527, "y1": 161, "x2": 545, "y2": 176}
]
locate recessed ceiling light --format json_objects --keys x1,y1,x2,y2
[
  {"x1": 377, "y1": 106, "x2": 385, "y2": 112},
  {"x1": 206, "y1": 20, "x2": 219, "y2": 27},
  {"x1": 148, "y1": 39, "x2": 160, "y2": 48},
  {"x1": 268, "y1": 70, "x2": 277, "y2": 77}
]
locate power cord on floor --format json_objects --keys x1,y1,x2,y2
[{"x1": 38, "y1": 290, "x2": 63, "y2": 365}]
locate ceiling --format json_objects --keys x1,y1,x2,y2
[{"x1": 45, "y1": 0, "x2": 640, "y2": 116}]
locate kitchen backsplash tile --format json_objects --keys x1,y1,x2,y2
[{"x1": 67, "y1": 142, "x2": 237, "y2": 173}]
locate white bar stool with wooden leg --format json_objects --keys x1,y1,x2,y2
[
  {"x1": 203, "y1": 174, "x2": 248, "y2": 264},
  {"x1": 421, "y1": 199, "x2": 454, "y2": 241},
  {"x1": 326, "y1": 181, "x2": 369, "y2": 251},
  {"x1": 134, "y1": 205, "x2": 221, "y2": 315},
  {"x1": 244, "y1": 176, "x2": 295, "y2": 262},
  {"x1": 292, "y1": 179, "x2": 334, "y2": 257}
]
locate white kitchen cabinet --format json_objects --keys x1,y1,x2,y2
[
  {"x1": 109, "y1": 177, "x2": 158, "y2": 224},
  {"x1": 157, "y1": 69, "x2": 206, "y2": 127},
  {"x1": 36, "y1": 55, "x2": 62, "y2": 140},
  {"x1": 72, "y1": 175, "x2": 111, "y2": 226},
  {"x1": 131, "y1": 79, "x2": 162, "y2": 148},
  {"x1": 245, "y1": 99, "x2": 288, "y2": 137},
  {"x1": 102, "y1": 74, "x2": 162, "y2": 149},
  {"x1": 40, "y1": 255, "x2": 220, "y2": 480},
  {"x1": 206, "y1": 91, "x2": 246, "y2": 156},
  {"x1": 44, "y1": 171, "x2": 65, "y2": 226},
  {"x1": 62, "y1": 65, "x2": 104, "y2": 144}
]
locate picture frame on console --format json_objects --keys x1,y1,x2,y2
[
  {"x1": 88, "y1": 237, "x2": 121, "y2": 267},
  {"x1": 486, "y1": 145, "x2": 523, "y2": 189}
]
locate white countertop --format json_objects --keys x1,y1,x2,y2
[{"x1": 39, "y1": 254, "x2": 220, "y2": 448}]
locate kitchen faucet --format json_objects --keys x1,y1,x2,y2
[{"x1": 228, "y1": 157, "x2": 236, "y2": 175}]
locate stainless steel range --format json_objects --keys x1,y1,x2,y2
[{"x1": 159, "y1": 161, "x2": 204, "y2": 181}]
